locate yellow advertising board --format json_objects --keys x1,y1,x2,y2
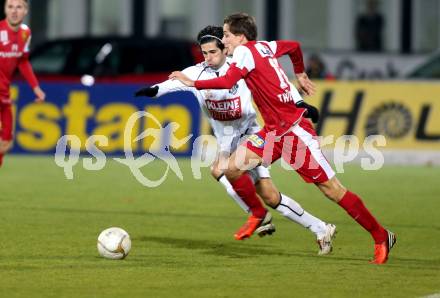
[
  {"x1": 10, "y1": 83, "x2": 201, "y2": 155},
  {"x1": 305, "y1": 81, "x2": 440, "y2": 150}
]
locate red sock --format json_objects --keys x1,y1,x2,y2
[
  {"x1": 0, "y1": 153, "x2": 3, "y2": 167},
  {"x1": 338, "y1": 191, "x2": 387, "y2": 244},
  {"x1": 230, "y1": 174, "x2": 266, "y2": 218}
]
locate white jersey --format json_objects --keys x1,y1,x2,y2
[{"x1": 154, "y1": 57, "x2": 260, "y2": 152}]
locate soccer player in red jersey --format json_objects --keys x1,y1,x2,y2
[
  {"x1": 170, "y1": 13, "x2": 396, "y2": 264},
  {"x1": 0, "y1": 0, "x2": 45, "y2": 167}
]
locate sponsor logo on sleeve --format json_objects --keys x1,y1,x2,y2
[
  {"x1": 21, "y1": 30, "x2": 29, "y2": 42},
  {"x1": 247, "y1": 134, "x2": 265, "y2": 148}
]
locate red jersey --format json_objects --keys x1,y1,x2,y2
[
  {"x1": 195, "y1": 40, "x2": 306, "y2": 136},
  {"x1": 0, "y1": 19, "x2": 38, "y2": 103}
]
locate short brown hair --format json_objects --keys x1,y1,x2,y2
[
  {"x1": 224, "y1": 13, "x2": 257, "y2": 41},
  {"x1": 4, "y1": 0, "x2": 28, "y2": 6}
]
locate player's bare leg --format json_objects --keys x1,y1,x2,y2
[
  {"x1": 224, "y1": 147, "x2": 270, "y2": 240},
  {"x1": 316, "y1": 176, "x2": 396, "y2": 263},
  {"x1": 211, "y1": 153, "x2": 250, "y2": 213},
  {"x1": 256, "y1": 178, "x2": 336, "y2": 255}
]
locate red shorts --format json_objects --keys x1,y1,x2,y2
[
  {"x1": 0, "y1": 101, "x2": 13, "y2": 141},
  {"x1": 244, "y1": 118, "x2": 335, "y2": 183}
]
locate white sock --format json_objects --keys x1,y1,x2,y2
[
  {"x1": 275, "y1": 193, "x2": 327, "y2": 238},
  {"x1": 218, "y1": 175, "x2": 250, "y2": 213}
]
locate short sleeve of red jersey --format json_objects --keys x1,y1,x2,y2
[{"x1": 231, "y1": 46, "x2": 255, "y2": 76}]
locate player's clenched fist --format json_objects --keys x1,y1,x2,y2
[{"x1": 296, "y1": 100, "x2": 320, "y2": 123}]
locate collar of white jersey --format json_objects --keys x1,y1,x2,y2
[{"x1": 202, "y1": 56, "x2": 232, "y2": 74}]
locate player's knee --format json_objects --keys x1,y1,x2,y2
[
  {"x1": 320, "y1": 182, "x2": 345, "y2": 202},
  {"x1": 224, "y1": 167, "x2": 241, "y2": 181}
]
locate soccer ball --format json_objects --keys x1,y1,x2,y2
[{"x1": 97, "y1": 227, "x2": 131, "y2": 260}]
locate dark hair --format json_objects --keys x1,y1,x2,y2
[
  {"x1": 224, "y1": 13, "x2": 257, "y2": 41},
  {"x1": 197, "y1": 25, "x2": 224, "y2": 50}
]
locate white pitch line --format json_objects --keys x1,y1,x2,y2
[{"x1": 421, "y1": 293, "x2": 440, "y2": 298}]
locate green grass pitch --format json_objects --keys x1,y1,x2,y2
[{"x1": 0, "y1": 155, "x2": 439, "y2": 298}]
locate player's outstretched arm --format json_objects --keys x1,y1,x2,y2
[
  {"x1": 169, "y1": 71, "x2": 195, "y2": 87},
  {"x1": 17, "y1": 58, "x2": 45, "y2": 102},
  {"x1": 135, "y1": 66, "x2": 200, "y2": 98}
]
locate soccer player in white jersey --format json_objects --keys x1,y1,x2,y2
[
  {"x1": 170, "y1": 14, "x2": 396, "y2": 264},
  {"x1": 135, "y1": 26, "x2": 336, "y2": 255}
]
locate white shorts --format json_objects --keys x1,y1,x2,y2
[
  {"x1": 248, "y1": 165, "x2": 271, "y2": 183},
  {"x1": 216, "y1": 120, "x2": 261, "y2": 153}
]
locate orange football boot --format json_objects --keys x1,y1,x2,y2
[
  {"x1": 234, "y1": 211, "x2": 274, "y2": 240},
  {"x1": 370, "y1": 230, "x2": 396, "y2": 264}
]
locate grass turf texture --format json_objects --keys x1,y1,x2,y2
[{"x1": 0, "y1": 155, "x2": 439, "y2": 298}]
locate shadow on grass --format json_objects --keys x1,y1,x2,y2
[
  {"x1": 138, "y1": 235, "x2": 440, "y2": 270},
  {"x1": 138, "y1": 235, "x2": 291, "y2": 259},
  {"x1": 138, "y1": 235, "x2": 363, "y2": 262}
]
